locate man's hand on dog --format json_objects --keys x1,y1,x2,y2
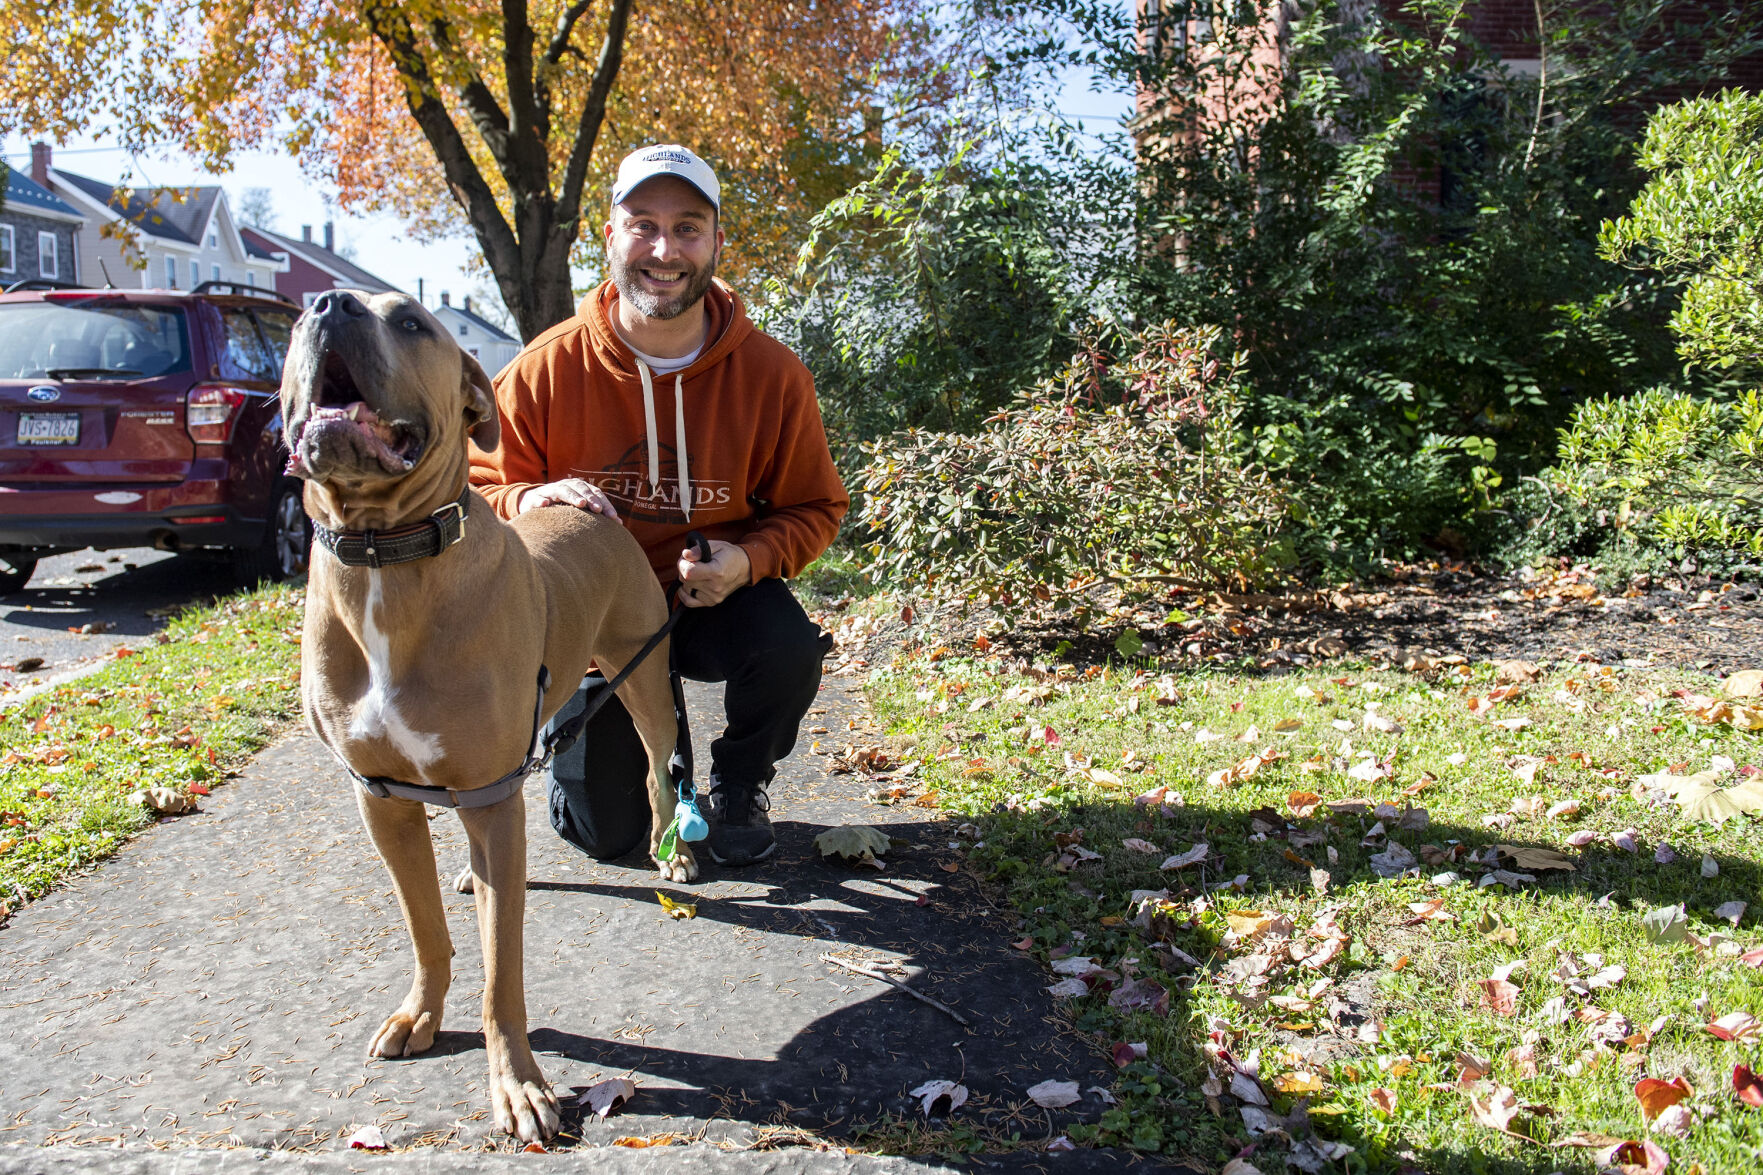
[
  {"x1": 518, "y1": 477, "x2": 619, "y2": 520},
  {"x1": 678, "y1": 539, "x2": 750, "y2": 608}
]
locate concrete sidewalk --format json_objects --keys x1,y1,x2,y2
[{"x1": 0, "y1": 676, "x2": 1174, "y2": 1172}]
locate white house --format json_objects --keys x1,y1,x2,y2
[
  {"x1": 32, "y1": 144, "x2": 285, "y2": 292},
  {"x1": 433, "y1": 292, "x2": 521, "y2": 375}
]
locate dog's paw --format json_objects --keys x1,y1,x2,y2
[
  {"x1": 368, "y1": 1008, "x2": 441, "y2": 1058},
  {"x1": 490, "y1": 1070, "x2": 560, "y2": 1142},
  {"x1": 452, "y1": 864, "x2": 474, "y2": 894},
  {"x1": 655, "y1": 847, "x2": 699, "y2": 884}
]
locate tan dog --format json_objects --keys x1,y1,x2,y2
[{"x1": 280, "y1": 289, "x2": 696, "y2": 1143}]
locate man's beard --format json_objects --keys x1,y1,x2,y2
[{"x1": 610, "y1": 250, "x2": 718, "y2": 321}]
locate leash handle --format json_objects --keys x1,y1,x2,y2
[{"x1": 686, "y1": 530, "x2": 711, "y2": 563}]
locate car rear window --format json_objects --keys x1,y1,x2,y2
[{"x1": 0, "y1": 300, "x2": 191, "y2": 380}]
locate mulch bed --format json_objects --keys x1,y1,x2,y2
[{"x1": 816, "y1": 565, "x2": 1763, "y2": 682}]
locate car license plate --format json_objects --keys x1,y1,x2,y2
[{"x1": 16, "y1": 412, "x2": 80, "y2": 446}]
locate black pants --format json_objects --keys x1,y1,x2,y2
[{"x1": 546, "y1": 577, "x2": 828, "y2": 860}]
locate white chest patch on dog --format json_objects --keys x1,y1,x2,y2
[{"x1": 349, "y1": 573, "x2": 445, "y2": 779}]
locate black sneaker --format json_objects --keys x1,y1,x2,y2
[{"x1": 704, "y1": 776, "x2": 776, "y2": 866}]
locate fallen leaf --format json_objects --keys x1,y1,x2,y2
[
  {"x1": 1496, "y1": 844, "x2": 1576, "y2": 872},
  {"x1": 1641, "y1": 904, "x2": 1688, "y2": 944},
  {"x1": 655, "y1": 891, "x2": 697, "y2": 920},
  {"x1": 1045, "y1": 978, "x2": 1090, "y2": 998},
  {"x1": 582, "y1": 1077, "x2": 636, "y2": 1118},
  {"x1": 1606, "y1": 1139, "x2": 1669, "y2": 1175},
  {"x1": 1287, "y1": 790, "x2": 1323, "y2": 817},
  {"x1": 1707, "y1": 1011, "x2": 1761, "y2": 1042},
  {"x1": 1469, "y1": 1084, "x2": 1523, "y2": 1131},
  {"x1": 1476, "y1": 911, "x2": 1519, "y2": 945},
  {"x1": 1025, "y1": 1079, "x2": 1081, "y2": 1108},
  {"x1": 347, "y1": 1125, "x2": 389, "y2": 1150},
  {"x1": 1634, "y1": 1076, "x2": 1693, "y2": 1122},
  {"x1": 1497, "y1": 660, "x2": 1541, "y2": 683},
  {"x1": 814, "y1": 825, "x2": 892, "y2": 861},
  {"x1": 1480, "y1": 979, "x2": 1520, "y2": 1016},
  {"x1": 1230, "y1": 1070, "x2": 1269, "y2": 1106},
  {"x1": 1734, "y1": 1064, "x2": 1763, "y2": 1108},
  {"x1": 1111, "y1": 1041, "x2": 1147, "y2": 1068},
  {"x1": 1714, "y1": 900, "x2": 1747, "y2": 927},
  {"x1": 1725, "y1": 669, "x2": 1763, "y2": 697},
  {"x1": 1650, "y1": 1104, "x2": 1693, "y2": 1139},
  {"x1": 1159, "y1": 842, "x2": 1209, "y2": 871},
  {"x1": 1369, "y1": 1087, "x2": 1398, "y2": 1115},
  {"x1": 1121, "y1": 837, "x2": 1160, "y2": 854},
  {"x1": 1273, "y1": 1071, "x2": 1325, "y2": 1095},
  {"x1": 908, "y1": 1079, "x2": 969, "y2": 1117}
]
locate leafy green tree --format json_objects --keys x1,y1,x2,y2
[
  {"x1": 1600, "y1": 88, "x2": 1763, "y2": 375},
  {"x1": 782, "y1": 0, "x2": 1763, "y2": 571}
]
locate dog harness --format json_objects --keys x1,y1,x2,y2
[{"x1": 326, "y1": 519, "x2": 711, "y2": 855}]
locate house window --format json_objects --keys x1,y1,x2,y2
[
  {"x1": 459, "y1": 324, "x2": 469, "y2": 336},
  {"x1": 38, "y1": 233, "x2": 58, "y2": 280},
  {"x1": 166, "y1": 255, "x2": 178, "y2": 288},
  {"x1": 0, "y1": 226, "x2": 13, "y2": 273},
  {"x1": 190, "y1": 259, "x2": 200, "y2": 288},
  {"x1": 211, "y1": 263, "x2": 221, "y2": 282},
  {"x1": 207, "y1": 230, "x2": 219, "y2": 249}
]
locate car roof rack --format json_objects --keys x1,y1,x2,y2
[
  {"x1": 3, "y1": 278, "x2": 87, "y2": 294},
  {"x1": 190, "y1": 280, "x2": 299, "y2": 306}
]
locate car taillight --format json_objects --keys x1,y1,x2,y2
[{"x1": 186, "y1": 384, "x2": 248, "y2": 444}]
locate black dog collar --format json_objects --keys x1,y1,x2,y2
[{"x1": 312, "y1": 487, "x2": 470, "y2": 568}]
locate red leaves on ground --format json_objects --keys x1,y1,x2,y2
[
  {"x1": 1479, "y1": 978, "x2": 1520, "y2": 1016},
  {"x1": 1735, "y1": 1065, "x2": 1763, "y2": 1109},
  {"x1": 1633, "y1": 1076, "x2": 1692, "y2": 1122}
]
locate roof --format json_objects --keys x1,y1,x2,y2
[
  {"x1": 436, "y1": 302, "x2": 518, "y2": 342},
  {"x1": 243, "y1": 225, "x2": 401, "y2": 294},
  {"x1": 242, "y1": 234, "x2": 282, "y2": 262},
  {"x1": 52, "y1": 169, "x2": 218, "y2": 244},
  {"x1": 2, "y1": 167, "x2": 83, "y2": 223}
]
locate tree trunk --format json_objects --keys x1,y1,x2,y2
[{"x1": 362, "y1": 0, "x2": 631, "y2": 343}]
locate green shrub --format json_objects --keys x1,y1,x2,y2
[
  {"x1": 856, "y1": 322, "x2": 1288, "y2": 616},
  {"x1": 1505, "y1": 387, "x2": 1763, "y2": 574},
  {"x1": 1600, "y1": 88, "x2": 1763, "y2": 375}
]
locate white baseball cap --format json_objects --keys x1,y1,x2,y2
[{"x1": 611, "y1": 144, "x2": 721, "y2": 212}]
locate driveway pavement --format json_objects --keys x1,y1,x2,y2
[{"x1": 0, "y1": 675, "x2": 1177, "y2": 1173}]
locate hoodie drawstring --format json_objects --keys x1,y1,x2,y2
[{"x1": 635, "y1": 359, "x2": 691, "y2": 522}]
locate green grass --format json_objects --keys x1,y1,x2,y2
[
  {"x1": 0, "y1": 585, "x2": 304, "y2": 916},
  {"x1": 865, "y1": 642, "x2": 1763, "y2": 1172}
]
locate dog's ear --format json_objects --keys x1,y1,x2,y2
[{"x1": 461, "y1": 350, "x2": 500, "y2": 453}]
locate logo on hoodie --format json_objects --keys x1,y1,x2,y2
[{"x1": 576, "y1": 441, "x2": 732, "y2": 525}]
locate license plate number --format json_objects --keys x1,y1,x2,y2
[{"x1": 17, "y1": 412, "x2": 80, "y2": 446}]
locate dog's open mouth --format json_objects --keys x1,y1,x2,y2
[{"x1": 287, "y1": 351, "x2": 426, "y2": 477}]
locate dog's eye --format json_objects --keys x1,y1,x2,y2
[{"x1": 398, "y1": 317, "x2": 425, "y2": 334}]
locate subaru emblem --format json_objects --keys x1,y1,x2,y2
[{"x1": 27, "y1": 386, "x2": 61, "y2": 403}]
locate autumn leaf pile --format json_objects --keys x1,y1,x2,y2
[
  {"x1": 0, "y1": 587, "x2": 303, "y2": 920},
  {"x1": 863, "y1": 642, "x2": 1763, "y2": 1171}
]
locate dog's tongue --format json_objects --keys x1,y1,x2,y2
[{"x1": 292, "y1": 401, "x2": 413, "y2": 474}]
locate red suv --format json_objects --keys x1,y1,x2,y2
[{"x1": 0, "y1": 280, "x2": 311, "y2": 593}]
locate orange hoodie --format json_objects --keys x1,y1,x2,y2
[{"x1": 470, "y1": 279, "x2": 848, "y2": 585}]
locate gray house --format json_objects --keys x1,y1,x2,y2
[
  {"x1": 1, "y1": 149, "x2": 84, "y2": 287},
  {"x1": 28, "y1": 143, "x2": 284, "y2": 292}
]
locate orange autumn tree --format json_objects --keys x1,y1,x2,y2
[{"x1": 6, "y1": 1, "x2": 927, "y2": 339}]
